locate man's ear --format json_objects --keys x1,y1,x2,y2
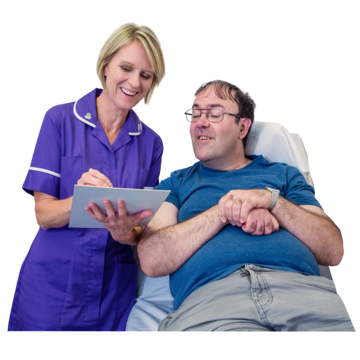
[{"x1": 238, "y1": 118, "x2": 252, "y2": 140}]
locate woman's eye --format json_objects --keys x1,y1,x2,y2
[{"x1": 120, "y1": 66, "x2": 152, "y2": 80}]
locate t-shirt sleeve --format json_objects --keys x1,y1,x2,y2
[
  {"x1": 156, "y1": 172, "x2": 181, "y2": 210},
  {"x1": 284, "y1": 166, "x2": 322, "y2": 208},
  {"x1": 22, "y1": 109, "x2": 61, "y2": 198}
]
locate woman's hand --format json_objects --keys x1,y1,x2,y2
[
  {"x1": 77, "y1": 169, "x2": 113, "y2": 187},
  {"x1": 85, "y1": 200, "x2": 153, "y2": 245}
]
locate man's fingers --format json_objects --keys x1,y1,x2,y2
[
  {"x1": 223, "y1": 195, "x2": 236, "y2": 224},
  {"x1": 263, "y1": 218, "x2": 273, "y2": 235},
  {"x1": 271, "y1": 215, "x2": 280, "y2": 232},
  {"x1": 241, "y1": 209, "x2": 279, "y2": 236},
  {"x1": 239, "y1": 198, "x2": 254, "y2": 224}
]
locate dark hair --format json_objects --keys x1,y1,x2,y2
[{"x1": 195, "y1": 80, "x2": 256, "y2": 148}]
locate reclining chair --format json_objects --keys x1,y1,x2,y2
[{"x1": 126, "y1": 122, "x2": 332, "y2": 331}]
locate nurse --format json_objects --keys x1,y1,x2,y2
[{"x1": 8, "y1": 23, "x2": 165, "y2": 331}]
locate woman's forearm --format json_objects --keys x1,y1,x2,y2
[{"x1": 34, "y1": 192, "x2": 73, "y2": 229}]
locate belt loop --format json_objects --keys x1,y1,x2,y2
[{"x1": 240, "y1": 266, "x2": 251, "y2": 281}]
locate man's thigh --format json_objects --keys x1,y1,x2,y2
[
  {"x1": 158, "y1": 269, "x2": 272, "y2": 331},
  {"x1": 158, "y1": 266, "x2": 354, "y2": 331},
  {"x1": 253, "y1": 265, "x2": 354, "y2": 331}
]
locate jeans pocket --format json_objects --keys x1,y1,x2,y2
[{"x1": 158, "y1": 309, "x2": 178, "y2": 331}]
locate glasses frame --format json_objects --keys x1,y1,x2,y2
[{"x1": 184, "y1": 108, "x2": 241, "y2": 123}]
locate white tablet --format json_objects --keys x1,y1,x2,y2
[{"x1": 69, "y1": 185, "x2": 170, "y2": 228}]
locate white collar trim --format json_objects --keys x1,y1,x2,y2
[
  {"x1": 73, "y1": 100, "x2": 142, "y2": 136},
  {"x1": 73, "y1": 101, "x2": 96, "y2": 128}
]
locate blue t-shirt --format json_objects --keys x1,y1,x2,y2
[{"x1": 156, "y1": 155, "x2": 322, "y2": 310}]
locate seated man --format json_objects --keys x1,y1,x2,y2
[{"x1": 137, "y1": 80, "x2": 354, "y2": 331}]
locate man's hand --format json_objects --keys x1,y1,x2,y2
[
  {"x1": 241, "y1": 208, "x2": 279, "y2": 235},
  {"x1": 218, "y1": 189, "x2": 272, "y2": 225}
]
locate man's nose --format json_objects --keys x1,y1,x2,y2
[{"x1": 196, "y1": 112, "x2": 210, "y2": 127}]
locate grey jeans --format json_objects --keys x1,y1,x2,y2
[{"x1": 158, "y1": 265, "x2": 354, "y2": 331}]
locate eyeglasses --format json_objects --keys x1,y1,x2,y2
[{"x1": 184, "y1": 109, "x2": 241, "y2": 123}]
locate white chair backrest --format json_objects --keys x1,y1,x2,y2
[{"x1": 245, "y1": 122, "x2": 314, "y2": 187}]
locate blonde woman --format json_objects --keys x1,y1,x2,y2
[{"x1": 9, "y1": 24, "x2": 165, "y2": 331}]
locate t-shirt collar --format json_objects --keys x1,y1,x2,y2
[{"x1": 199, "y1": 155, "x2": 263, "y2": 173}]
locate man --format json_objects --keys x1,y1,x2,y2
[{"x1": 137, "y1": 80, "x2": 354, "y2": 331}]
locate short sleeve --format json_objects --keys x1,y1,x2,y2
[
  {"x1": 23, "y1": 109, "x2": 61, "y2": 198},
  {"x1": 156, "y1": 172, "x2": 181, "y2": 210},
  {"x1": 284, "y1": 165, "x2": 322, "y2": 208}
]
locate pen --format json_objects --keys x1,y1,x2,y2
[{"x1": 89, "y1": 168, "x2": 112, "y2": 187}]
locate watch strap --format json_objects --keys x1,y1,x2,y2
[{"x1": 265, "y1": 186, "x2": 280, "y2": 212}]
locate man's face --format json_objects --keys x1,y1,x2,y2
[{"x1": 190, "y1": 86, "x2": 243, "y2": 170}]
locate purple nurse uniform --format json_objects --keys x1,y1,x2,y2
[{"x1": 8, "y1": 89, "x2": 163, "y2": 331}]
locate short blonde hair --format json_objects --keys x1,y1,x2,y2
[{"x1": 97, "y1": 23, "x2": 165, "y2": 104}]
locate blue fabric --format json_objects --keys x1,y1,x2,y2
[
  {"x1": 156, "y1": 155, "x2": 322, "y2": 310},
  {"x1": 8, "y1": 89, "x2": 163, "y2": 331}
]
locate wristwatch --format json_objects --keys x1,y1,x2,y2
[{"x1": 265, "y1": 186, "x2": 280, "y2": 212}]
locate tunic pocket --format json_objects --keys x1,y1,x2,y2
[
  {"x1": 16, "y1": 261, "x2": 71, "y2": 330},
  {"x1": 60, "y1": 156, "x2": 83, "y2": 199},
  {"x1": 136, "y1": 167, "x2": 149, "y2": 189}
]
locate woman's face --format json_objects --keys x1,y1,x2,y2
[{"x1": 104, "y1": 41, "x2": 154, "y2": 112}]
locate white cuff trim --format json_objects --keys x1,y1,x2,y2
[{"x1": 29, "y1": 167, "x2": 61, "y2": 178}]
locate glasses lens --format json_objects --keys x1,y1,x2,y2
[
  {"x1": 208, "y1": 109, "x2": 223, "y2": 122},
  {"x1": 192, "y1": 109, "x2": 201, "y2": 121},
  {"x1": 185, "y1": 109, "x2": 224, "y2": 122},
  {"x1": 185, "y1": 110, "x2": 192, "y2": 122}
]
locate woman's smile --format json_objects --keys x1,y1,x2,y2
[{"x1": 120, "y1": 87, "x2": 138, "y2": 96}]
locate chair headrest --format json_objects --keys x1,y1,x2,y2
[{"x1": 245, "y1": 122, "x2": 314, "y2": 187}]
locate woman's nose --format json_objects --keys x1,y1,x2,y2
[{"x1": 128, "y1": 72, "x2": 141, "y2": 88}]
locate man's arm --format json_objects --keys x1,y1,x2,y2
[
  {"x1": 272, "y1": 198, "x2": 343, "y2": 266},
  {"x1": 218, "y1": 189, "x2": 343, "y2": 266},
  {"x1": 137, "y1": 202, "x2": 226, "y2": 277}
]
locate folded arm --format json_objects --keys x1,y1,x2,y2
[
  {"x1": 219, "y1": 189, "x2": 343, "y2": 266},
  {"x1": 137, "y1": 202, "x2": 226, "y2": 277},
  {"x1": 272, "y1": 197, "x2": 343, "y2": 266}
]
